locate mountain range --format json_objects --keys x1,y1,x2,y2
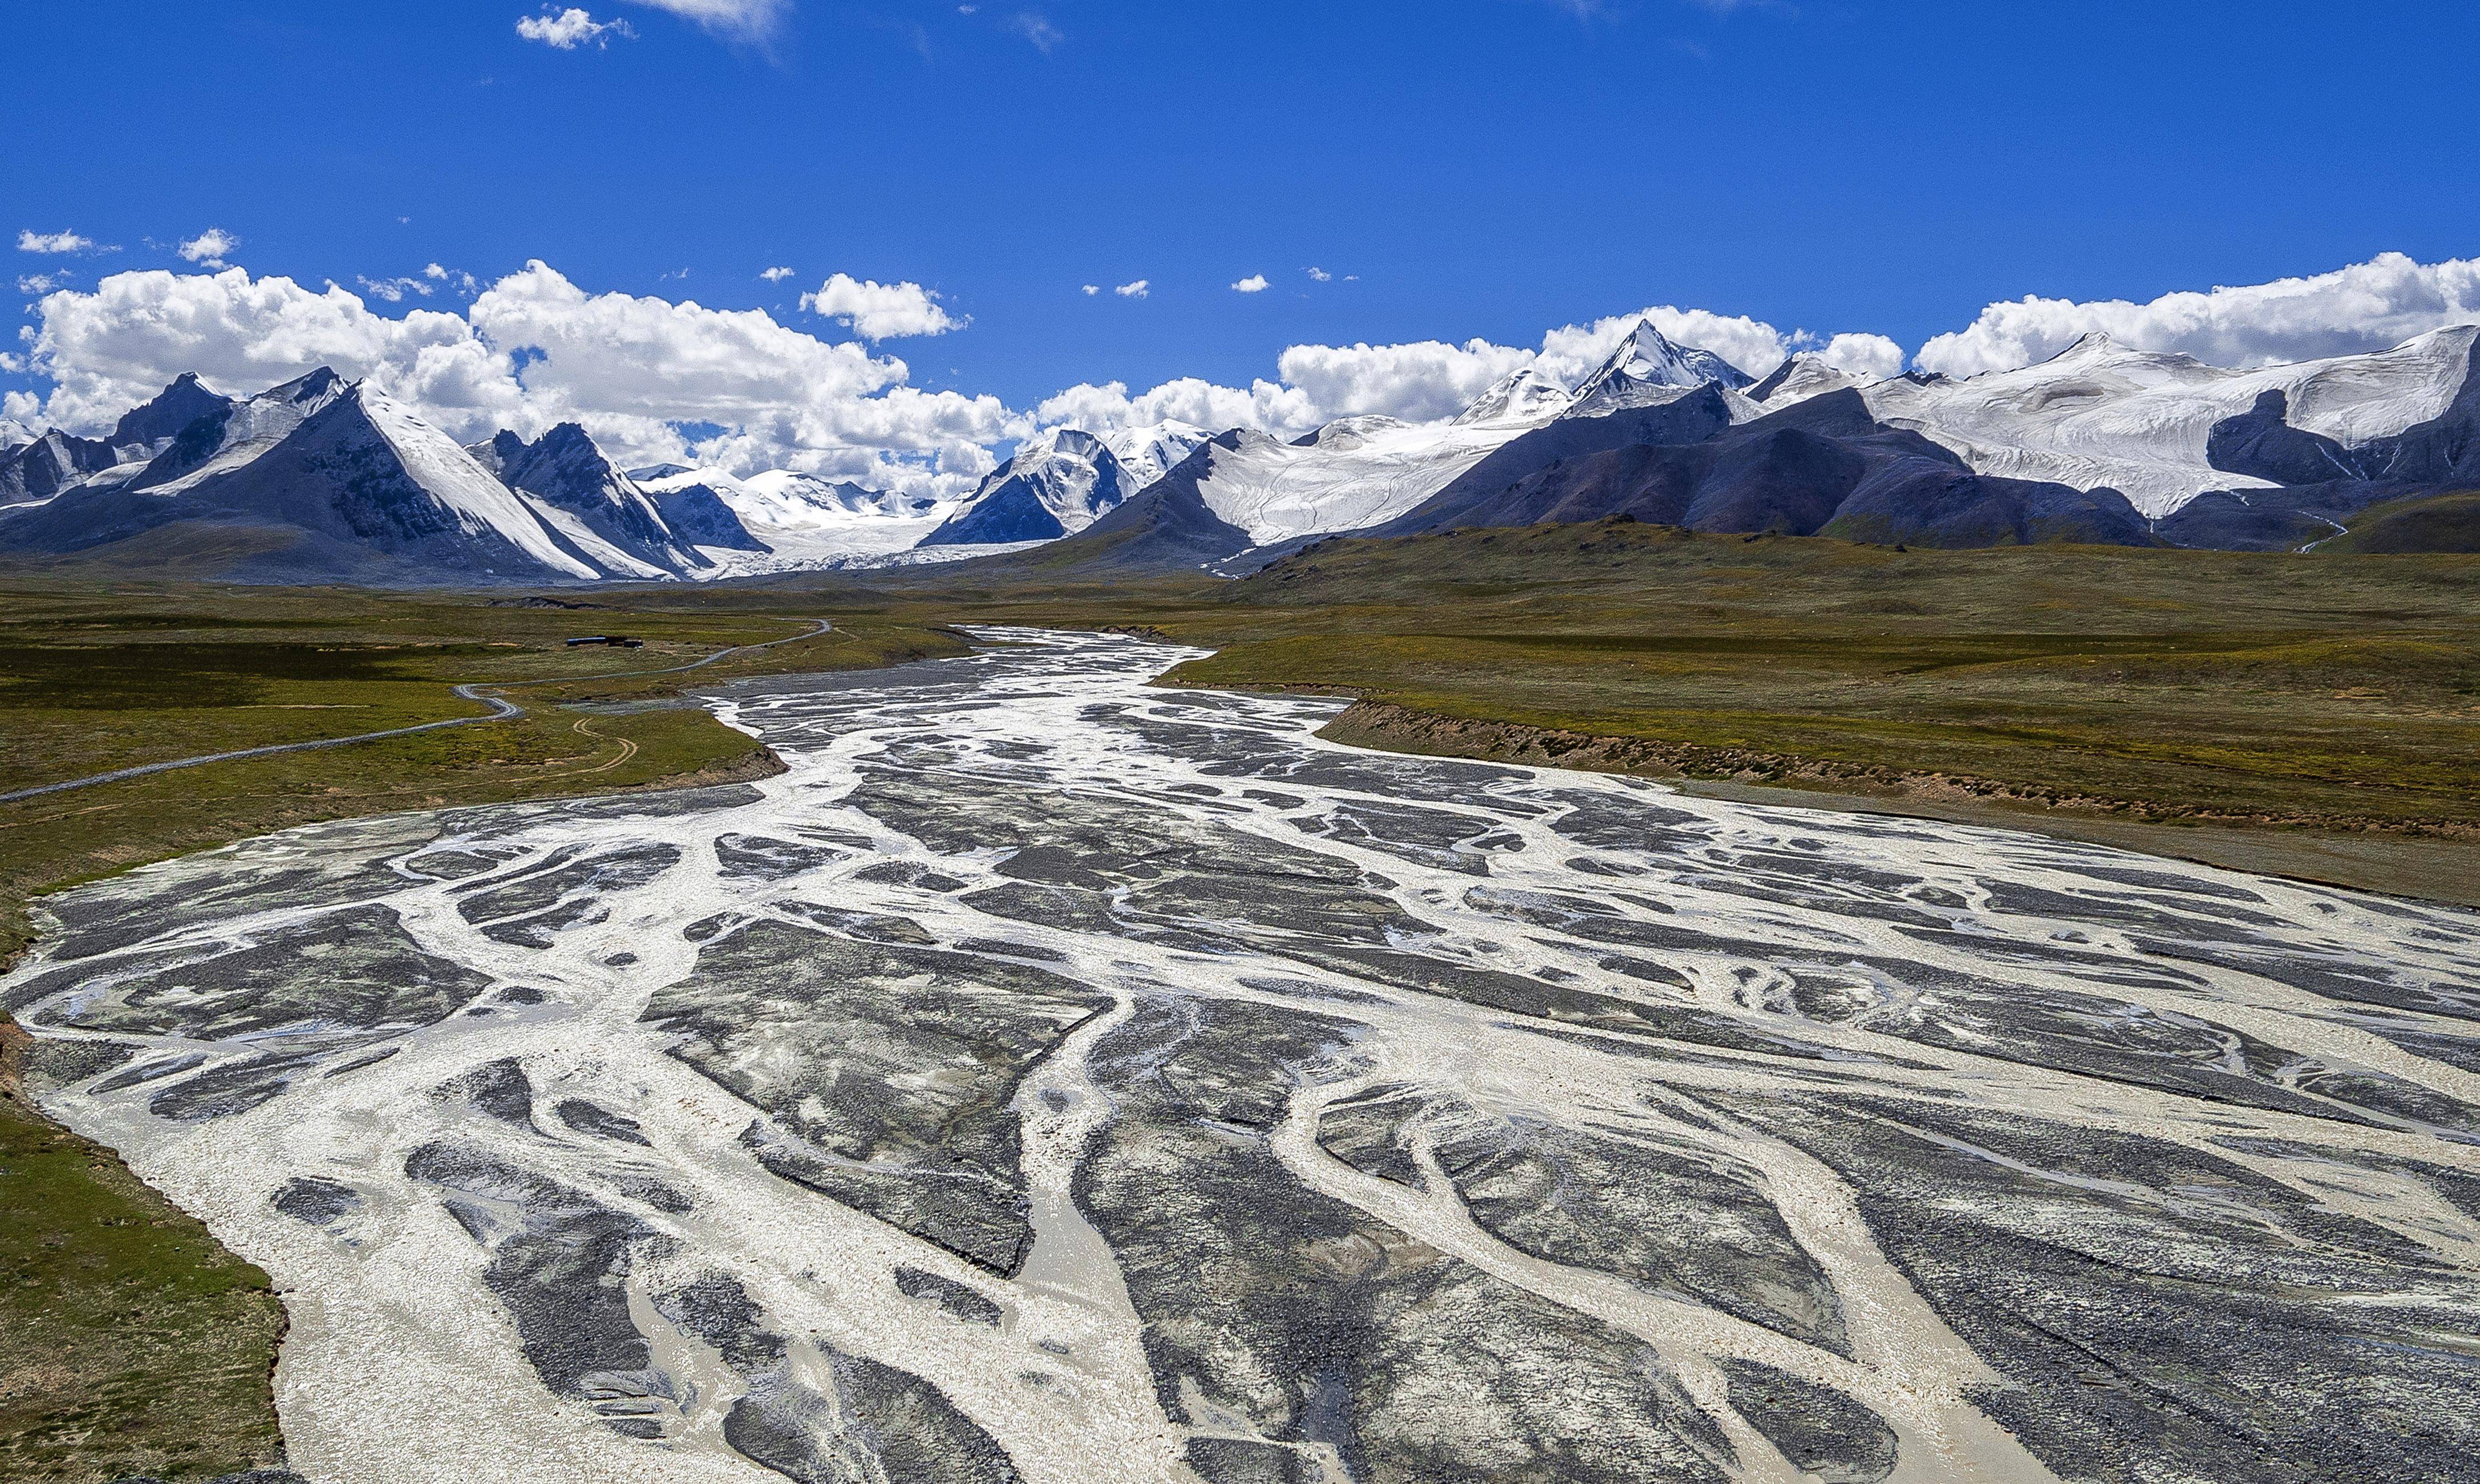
[{"x1": 3, "y1": 315, "x2": 2475, "y2": 583}]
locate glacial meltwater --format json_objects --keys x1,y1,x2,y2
[{"x1": 9, "y1": 630, "x2": 2479, "y2": 1483}]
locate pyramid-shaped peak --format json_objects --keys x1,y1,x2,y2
[{"x1": 111, "y1": 371, "x2": 234, "y2": 448}]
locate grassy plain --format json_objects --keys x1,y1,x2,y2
[{"x1": 856, "y1": 522, "x2": 2480, "y2": 898}]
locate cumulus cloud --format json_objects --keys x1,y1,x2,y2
[
  {"x1": 18, "y1": 230, "x2": 102, "y2": 255},
  {"x1": 1816, "y1": 331, "x2": 1906, "y2": 380},
  {"x1": 799, "y1": 273, "x2": 962, "y2": 339},
  {"x1": 1079, "y1": 284, "x2": 1100, "y2": 296},
  {"x1": 18, "y1": 273, "x2": 64, "y2": 295},
  {"x1": 759, "y1": 265, "x2": 795, "y2": 282},
  {"x1": 1231, "y1": 274, "x2": 1269, "y2": 294},
  {"x1": 21, "y1": 267, "x2": 509, "y2": 436},
  {"x1": 177, "y1": 229, "x2": 238, "y2": 268},
  {"x1": 424, "y1": 262, "x2": 449, "y2": 281},
  {"x1": 9, "y1": 262, "x2": 1004, "y2": 498},
  {"x1": 1306, "y1": 266, "x2": 1332, "y2": 282},
  {"x1": 1276, "y1": 339, "x2": 1534, "y2": 424},
  {"x1": 1914, "y1": 251, "x2": 2480, "y2": 376},
  {"x1": 1034, "y1": 376, "x2": 1316, "y2": 440},
  {"x1": 1113, "y1": 280, "x2": 1148, "y2": 299},
  {"x1": 516, "y1": 7, "x2": 634, "y2": 47}
]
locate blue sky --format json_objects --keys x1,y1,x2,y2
[{"x1": 11, "y1": 1, "x2": 2480, "y2": 489}]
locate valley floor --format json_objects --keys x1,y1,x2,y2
[
  {"x1": 3, "y1": 526, "x2": 2478, "y2": 1478},
  {"x1": 8, "y1": 630, "x2": 2479, "y2": 1483}
]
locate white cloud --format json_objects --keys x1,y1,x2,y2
[
  {"x1": 1914, "y1": 251, "x2": 2480, "y2": 376},
  {"x1": 1080, "y1": 284, "x2": 1100, "y2": 296},
  {"x1": 1306, "y1": 266, "x2": 1332, "y2": 282},
  {"x1": 1008, "y1": 10, "x2": 1063, "y2": 51},
  {"x1": 516, "y1": 7, "x2": 633, "y2": 47},
  {"x1": 355, "y1": 275, "x2": 437, "y2": 303},
  {"x1": 1231, "y1": 274, "x2": 1269, "y2": 294},
  {"x1": 21, "y1": 267, "x2": 508, "y2": 436},
  {"x1": 1113, "y1": 280, "x2": 1149, "y2": 299},
  {"x1": 423, "y1": 262, "x2": 449, "y2": 280},
  {"x1": 18, "y1": 273, "x2": 64, "y2": 295},
  {"x1": 10, "y1": 262, "x2": 1006, "y2": 498},
  {"x1": 759, "y1": 265, "x2": 795, "y2": 282},
  {"x1": 1275, "y1": 338, "x2": 1534, "y2": 424},
  {"x1": 799, "y1": 273, "x2": 962, "y2": 339},
  {"x1": 1816, "y1": 331, "x2": 1906, "y2": 380},
  {"x1": 18, "y1": 230, "x2": 100, "y2": 255},
  {"x1": 1034, "y1": 376, "x2": 1316, "y2": 440},
  {"x1": 623, "y1": 0, "x2": 789, "y2": 37},
  {"x1": 177, "y1": 229, "x2": 239, "y2": 268}
]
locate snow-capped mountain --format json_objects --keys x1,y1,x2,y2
[
  {"x1": 621, "y1": 466, "x2": 768, "y2": 552},
  {"x1": 1565, "y1": 320, "x2": 1757, "y2": 419},
  {"x1": 922, "y1": 428, "x2": 1136, "y2": 545},
  {"x1": 110, "y1": 371, "x2": 233, "y2": 452},
  {"x1": 0, "y1": 429, "x2": 118, "y2": 508},
  {"x1": 115, "y1": 368, "x2": 351, "y2": 501},
  {"x1": 476, "y1": 424, "x2": 719, "y2": 577},
  {"x1": 1855, "y1": 326, "x2": 2480, "y2": 517},
  {"x1": 1104, "y1": 420, "x2": 1215, "y2": 488},
  {"x1": 1380, "y1": 383, "x2": 2150, "y2": 548},
  {"x1": 1454, "y1": 367, "x2": 1575, "y2": 427},
  {"x1": 1166, "y1": 370, "x2": 1593, "y2": 545},
  {"x1": 1, "y1": 372, "x2": 249, "y2": 508},
  {"x1": 1169, "y1": 421, "x2": 1485, "y2": 545},
  {"x1": 1748, "y1": 354, "x2": 1882, "y2": 407},
  {"x1": 629, "y1": 465, "x2": 951, "y2": 572},
  {"x1": 10, "y1": 313, "x2": 2477, "y2": 582},
  {"x1": 0, "y1": 371, "x2": 751, "y2": 582},
  {"x1": 1046, "y1": 372, "x2": 1584, "y2": 565}
]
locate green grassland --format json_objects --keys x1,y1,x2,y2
[
  {"x1": 854, "y1": 522, "x2": 2480, "y2": 898},
  {"x1": 2325, "y1": 488, "x2": 2480, "y2": 553}
]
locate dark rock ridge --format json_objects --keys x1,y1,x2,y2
[
  {"x1": 111, "y1": 371, "x2": 236, "y2": 450},
  {"x1": 479, "y1": 422, "x2": 730, "y2": 573},
  {"x1": 646, "y1": 477, "x2": 770, "y2": 550},
  {"x1": 1000, "y1": 431, "x2": 1259, "y2": 572},
  {"x1": 1389, "y1": 390, "x2": 2152, "y2": 546},
  {"x1": 923, "y1": 428, "x2": 1133, "y2": 545},
  {"x1": 2178, "y1": 345, "x2": 2480, "y2": 548},
  {"x1": 0, "y1": 428, "x2": 118, "y2": 506}
]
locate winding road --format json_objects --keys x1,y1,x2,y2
[{"x1": 0, "y1": 617, "x2": 834, "y2": 806}]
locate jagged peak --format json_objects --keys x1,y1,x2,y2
[
  {"x1": 1454, "y1": 366, "x2": 1574, "y2": 425},
  {"x1": 275, "y1": 366, "x2": 346, "y2": 402},
  {"x1": 1571, "y1": 318, "x2": 1754, "y2": 404}
]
